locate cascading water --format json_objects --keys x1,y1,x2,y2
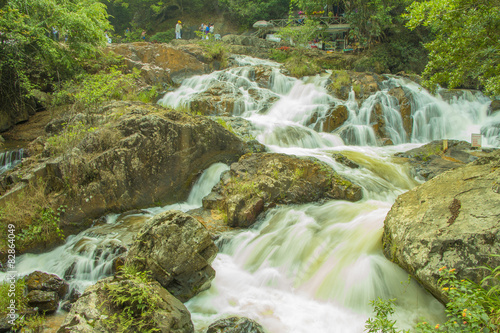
[
  {"x1": 157, "y1": 56, "x2": 497, "y2": 332},
  {"x1": 4, "y1": 55, "x2": 497, "y2": 332},
  {"x1": 0, "y1": 163, "x2": 229, "y2": 296},
  {"x1": 0, "y1": 148, "x2": 24, "y2": 174}
]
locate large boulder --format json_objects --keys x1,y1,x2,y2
[
  {"x1": 106, "y1": 43, "x2": 207, "y2": 84},
  {"x1": 25, "y1": 271, "x2": 69, "y2": 299},
  {"x1": 206, "y1": 316, "x2": 266, "y2": 333},
  {"x1": 202, "y1": 153, "x2": 362, "y2": 228},
  {"x1": 382, "y1": 150, "x2": 500, "y2": 304},
  {"x1": 0, "y1": 101, "x2": 246, "y2": 253},
  {"x1": 126, "y1": 210, "x2": 218, "y2": 302},
  {"x1": 58, "y1": 275, "x2": 194, "y2": 333}
]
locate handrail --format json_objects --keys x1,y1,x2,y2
[{"x1": 268, "y1": 16, "x2": 348, "y2": 28}]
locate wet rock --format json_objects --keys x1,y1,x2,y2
[
  {"x1": 383, "y1": 150, "x2": 500, "y2": 304},
  {"x1": 488, "y1": 100, "x2": 500, "y2": 115},
  {"x1": 395, "y1": 140, "x2": 477, "y2": 180},
  {"x1": 58, "y1": 275, "x2": 194, "y2": 333},
  {"x1": 332, "y1": 153, "x2": 359, "y2": 169},
  {"x1": 307, "y1": 105, "x2": 349, "y2": 133},
  {"x1": 202, "y1": 153, "x2": 362, "y2": 228},
  {"x1": 60, "y1": 289, "x2": 81, "y2": 312},
  {"x1": 25, "y1": 271, "x2": 69, "y2": 299},
  {"x1": 206, "y1": 316, "x2": 266, "y2": 333},
  {"x1": 388, "y1": 87, "x2": 413, "y2": 139},
  {"x1": 327, "y1": 70, "x2": 383, "y2": 101},
  {"x1": 27, "y1": 290, "x2": 60, "y2": 314},
  {"x1": 126, "y1": 210, "x2": 218, "y2": 302},
  {"x1": 190, "y1": 82, "x2": 242, "y2": 116}
]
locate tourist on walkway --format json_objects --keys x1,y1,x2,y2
[{"x1": 175, "y1": 21, "x2": 182, "y2": 39}]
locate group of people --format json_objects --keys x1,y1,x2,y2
[{"x1": 199, "y1": 23, "x2": 215, "y2": 39}]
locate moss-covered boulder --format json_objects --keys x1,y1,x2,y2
[
  {"x1": 383, "y1": 150, "x2": 500, "y2": 304},
  {"x1": 202, "y1": 153, "x2": 362, "y2": 228}
]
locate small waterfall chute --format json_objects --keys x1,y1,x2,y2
[{"x1": 0, "y1": 148, "x2": 24, "y2": 174}]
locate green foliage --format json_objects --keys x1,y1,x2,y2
[
  {"x1": 53, "y1": 66, "x2": 140, "y2": 110},
  {"x1": 0, "y1": 279, "x2": 27, "y2": 315},
  {"x1": 366, "y1": 265, "x2": 500, "y2": 332},
  {"x1": 278, "y1": 18, "x2": 319, "y2": 47},
  {"x1": 329, "y1": 70, "x2": 351, "y2": 92},
  {"x1": 365, "y1": 298, "x2": 410, "y2": 333},
  {"x1": 0, "y1": 0, "x2": 112, "y2": 114},
  {"x1": 76, "y1": 67, "x2": 140, "y2": 109},
  {"x1": 269, "y1": 46, "x2": 293, "y2": 63},
  {"x1": 46, "y1": 122, "x2": 98, "y2": 155},
  {"x1": 150, "y1": 29, "x2": 175, "y2": 43},
  {"x1": 215, "y1": 118, "x2": 235, "y2": 134},
  {"x1": 16, "y1": 206, "x2": 66, "y2": 249},
  {"x1": 417, "y1": 266, "x2": 498, "y2": 332},
  {"x1": 219, "y1": 0, "x2": 290, "y2": 28},
  {"x1": 404, "y1": 0, "x2": 500, "y2": 95},
  {"x1": 284, "y1": 52, "x2": 322, "y2": 77},
  {"x1": 134, "y1": 85, "x2": 162, "y2": 103},
  {"x1": 198, "y1": 39, "x2": 228, "y2": 68},
  {"x1": 103, "y1": 265, "x2": 161, "y2": 333}
]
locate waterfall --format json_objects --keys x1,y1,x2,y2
[
  {"x1": 0, "y1": 163, "x2": 229, "y2": 294},
  {"x1": 0, "y1": 148, "x2": 24, "y2": 174},
  {"x1": 5, "y1": 55, "x2": 498, "y2": 332}
]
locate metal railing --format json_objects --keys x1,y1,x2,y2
[{"x1": 268, "y1": 16, "x2": 348, "y2": 28}]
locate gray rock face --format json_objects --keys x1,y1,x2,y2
[
  {"x1": 382, "y1": 150, "x2": 500, "y2": 303},
  {"x1": 203, "y1": 153, "x2": 362, "y2": 228},
  {"x1": 206, "y1": 316, "x2": 266, "y2": 333},
  {"x1": 126, "y1": 210, "x2": 218, "y2": 302},
  {"x1": 395, "y1": 140, "x2": 478, "y2": 180},
  {"x1": 58, "y1": 275, "x2": 194, "y2": 333}
]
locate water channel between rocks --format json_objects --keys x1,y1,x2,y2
[{"x1": 4, "y1": 55, "x2": 499, "y2": 332}]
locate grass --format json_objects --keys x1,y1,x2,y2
[{"x1": 0, "y1": 180, "x2": 65, "y2": 254}]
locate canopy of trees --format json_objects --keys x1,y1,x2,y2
[
  {"x1": 0, "y1": 0, "x2": 111, "y2": 114},
  {"x1": 405, "y1": 0, "x2": 500, "y2": 95}
]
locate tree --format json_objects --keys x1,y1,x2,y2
[
  {"x1": 288, "y1": 0, "x2": 405, "y2": 47},
  {"x1": 219, "y1": 0, "x2": 290, "y2": 27},
  {"x1": 404, "y1": 0, "x2": 500, "y2": 95},
  {"x1": 0, "y1": 0, "x2": 111, "y2": 121}
]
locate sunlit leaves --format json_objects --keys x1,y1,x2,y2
[{"x1": 404, "y1": 0, "x2": 500, "y2": 95}]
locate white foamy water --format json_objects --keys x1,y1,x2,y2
[{"x1": 5, "y1": 55, "x2": 497, "y2": 332}]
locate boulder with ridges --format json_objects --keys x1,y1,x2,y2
[
  {"x1": 382, "y1": 150, "x2": 500, "y2": 304},
  {"x1": 126, "y1": 210, "x2": 218, "y2": 302},
  {"x1": 57, "y1": 275, "x2": 194, "y2": 333},
  {"x1": 202, "y1": 153, "x2": 362, "y2": 228}
]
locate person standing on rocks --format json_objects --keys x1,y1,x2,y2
[{"x1": 175, "y1": 20, "x2": 182, "y2": 39}]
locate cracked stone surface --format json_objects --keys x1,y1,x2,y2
[{"x1": 382, "y1": 150, "x2": 500, "y2": 303}]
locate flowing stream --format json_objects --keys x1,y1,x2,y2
[{"x1": 3, "y1": 55, "x2": 498, "y2": 332}]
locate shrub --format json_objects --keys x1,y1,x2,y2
[
  {"x1": 103, "y1": 265, "x2": 161, "y2": 333},
  {"x1": 150, "y1": 29, "x2": 175, "y2": 43},
  {"x1": 365, "y1": 265, "x2": 500, "y2": 332},
  {"x1": 284, "y1": 53, "x2": 321, "y2": 77}
]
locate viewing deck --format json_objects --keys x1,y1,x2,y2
[{"x1": 267, "y1": 16, "x2": 350, "y2": 32}]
